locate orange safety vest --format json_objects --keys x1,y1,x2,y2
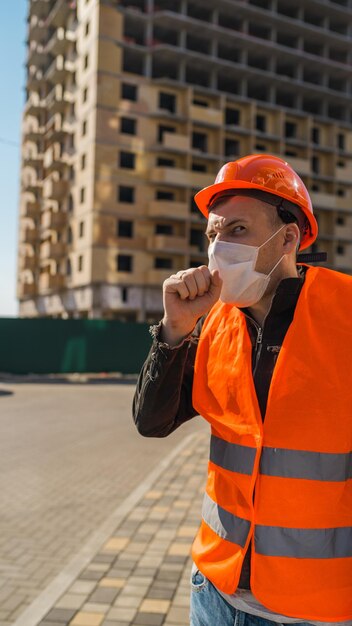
[{"x1": 192, "y1": 265, "x2": 352, "y2": 622}]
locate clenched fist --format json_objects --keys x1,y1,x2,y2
[{"x1": 161, "y1": 265, "x2": 223, "y2": 346}]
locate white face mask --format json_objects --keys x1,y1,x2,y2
[{"x1": 208, "y1": 225, "x2": 286, "y2": 307}]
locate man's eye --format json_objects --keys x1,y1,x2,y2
[{"x1": 232, "y1": 225, "x2": 245, "y2": 233}]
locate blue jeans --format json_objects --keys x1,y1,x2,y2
[{"x1": 190, "y1": 569, "x2": 311, "y2": 626}]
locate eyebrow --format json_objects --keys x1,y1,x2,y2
[{"x1": 205, "y1": 217, "x2": 249, "y2": 236}]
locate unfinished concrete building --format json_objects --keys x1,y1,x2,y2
[{"x1": 18, "y1": 0, "x2": 352, "y2": 319}]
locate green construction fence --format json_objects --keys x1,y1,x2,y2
[{"x1": 0, "y1": 318, "x2": 153, "y2": 375}]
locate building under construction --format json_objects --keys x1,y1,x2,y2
[{"x1": 18, "y1": 0, "x2": 352, "y2": 320}]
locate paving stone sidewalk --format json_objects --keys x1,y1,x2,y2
[{"x1": 34, "y1": 432, "x2": 209, "y2": 626}]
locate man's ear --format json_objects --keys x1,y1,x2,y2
[{"x1": 283, "y1": 223, "x2": 300, "y2": 254}]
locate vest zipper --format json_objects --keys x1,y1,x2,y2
[
  {"x1": 256, "y1": 327, "x2": 263, "y2": 344},
  {"x1": 244, "y1": 289, "x2": 276, "y2": 379},
  {"x1": 253, "y1": 326, "x2": 263, "y2": 377}
]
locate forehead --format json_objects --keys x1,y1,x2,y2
[{"x1": 207, "y1": 196, "x2": 271, "y2": 229}]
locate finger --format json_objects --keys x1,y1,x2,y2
[
  {"x1": 192, "y1": 268, "x2": 210, "y2": 296},
  {"x1": 172, "y1": 279, "x2": 190, "y2": 300},
  {"x1": 182, "y1": 273, "x2": 199, "y2": 300},
  {"x1": 198, "y1": 265, "x2": 212, "y2": 282},
  {"x1": 208, "y1": 269, "x2": 223, "y2": 300},
  {"x1": 193, "y1": 265, "x2": 212, "y2": 293},
  {"x1": 163, "y1": 275, "x2": 190, "y2": 300},
  {"x1": 164, "y1": 272, "x2": 189, "y2": 288}
]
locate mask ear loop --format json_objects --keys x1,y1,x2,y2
[
  {"x1": 258, "y1": 224, "x2": 287, "y2": 250},
  {"x1": 258, "y1": 224, "x2": 287, "y2": 278},
  {"x1": 266, "y1": 252, "x2": 286, "y2": 277}
]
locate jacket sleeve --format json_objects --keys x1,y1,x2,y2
[{"x1": 132, "y1": 318, "x2": 204, "y2": 437}]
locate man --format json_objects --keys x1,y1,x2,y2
[{"x1": 133, "y1": 154, "x2": 352, "y2": 626}]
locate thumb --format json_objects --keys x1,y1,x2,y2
[{"x1": 208, "y1": 269, "x2": 223, "y2": 300}]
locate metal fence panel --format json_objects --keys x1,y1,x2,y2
[{"x1": 0, "y1": 319, "x2": 152, "y2": 374}]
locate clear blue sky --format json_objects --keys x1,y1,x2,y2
[{"x1": 0, "y1": 0, "x2": 27, "y2": 316}]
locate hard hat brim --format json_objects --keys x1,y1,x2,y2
[{"x1": 194, "y1": 180, "x2": 318, "y2": 251}]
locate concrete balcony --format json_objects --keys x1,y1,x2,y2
[
  {"x1": 23, "y1": 120, "x2": 45, "y2": 141},
  {"x1": 43, "y1": 178, "x2": 69, "y2": 199},
  {"x1": 49, "y1": 274, "x2": 65, "y2": 290},
  {"x1": 190, "y1": 255, "x2": 208, "y2": 265},
  {"x1": 45, "y1": 113, "x2": 74, "y2": 141},
  {"x1": 46, "y1": 84, "x2": 75, "y2": 112},
  {"x1": 334, "y1": 224, "x2": 352, "y2": 240},
  {"x1": 27, "y1": 65, "x2": 45, "y2": 89},
  {"x1": 147, "y1": 200, "x2": 188, "y2": 220},
  {"x1": 45, "y1": 26, "x2": 76, "y2": 56},
  {"x1": 114, "y1": 236, "x2": 147, "y2": 250},
  {"x1": 189, "y1": 244, "x2": 207, "y2": 255},
  {"x1": 21, "y1": 255, "x2": 37, "y2": 271},
  {"x1": 148, "y1": 235, "x2": 188, "y2": 253},
  {"x1": 335, "y1": 163, "x2": 352, "y2": 183},
  {"x1": 41, "y1": 209, "x2": 67, "y2": 230},
  {"x1": 45, "y1": 55, "x2": 76, "y2": 83},
  {"x1": 40, "y1": 240, "x2": 66, "y2": 260},
  {"x1": 24, "y1": 200, "x2": 41, "y2": 219},
  {"x1": 21, "y1": 282, "x2": 37, "y2": 297},
  {"x1": 190, "y1": 105, "x2": 223, "y2": 127},
  {"x1": 39, "y1": 273, "x2": 65, "y2": 292},
  {"x1": 27, "y1": 41, "x2": 48, "y2": 67},
  {"x1": 43, "y1": 143, "x2": 65, "y2": 171},
  {"x1": 22, "y1": 176, "x2": 42, "y2": 194},
  {"x1": 47, "y1": 0, "x2": 75, "y2": 28},
  {"x1": 25, "y1": 92, "x2": 46, "y2": 116},
  {"x1": 152, "y1": 9, "x2": 351, "y2": 74},
  {"x1": 334, "y1": 247, "x2": 352, "y2": 265},
  {"x1": 62, "y1": 118, "x2": 75, "y2": 135},
  {"x1": 23, "y1": 151, "x2": 44, "y2": 168},
  {"x1": 147, "y1": 269, "x2": 175, "y2": 284},
  {"x1": 310, "y1": 192, "x2": 352, "y2": 212},
  {"x1": 29, "y1": 14, "x2": 48, "y2": 39},
  {"x1": 24, "y1": 228, "x2": 39, "y2": 244},
  {"x1": 149, "y1": 167, "x2": 214, "y2": 189},
  {"x1": 60, "y1": 146, "x2": 76, "y2": 163},
  {"x1": 45, "y1": 113, "x2": 76, "y2": 143},
  {"x1": 31, "y1": 0, "x2": 52, "y2": 17},
  {"x1": 162, "y1": 132, "x2": 190, "y2": 152},
  {"x1": 283, "y1": 156, "x2": 311, "y2": 176}
]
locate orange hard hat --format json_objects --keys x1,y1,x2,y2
[{"x1": 194, "y1": 154, "x2": 318, "y2": 251}]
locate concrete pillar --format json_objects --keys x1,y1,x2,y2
[
  {"x1": 296, "y1": 63, "x2": 303, "y2": 81},
  {"x1": 210, "y1": 69, "x2": 217, "y2": 90},
  {"x1": 145, "y1": 53, "x2": 152, "y2": 78},
  {"x1": 145, "y1": 0, "x2": 153, "y2": 77},
  {"x1": 179, "y1": 29, "x2": 186, "y2": 49},
  {"x1": 180, "y1": 0, "x2": 187, "y2": 15},
  {"x1": 179, "y1": 59, "x2": 186, "y2": 82}
]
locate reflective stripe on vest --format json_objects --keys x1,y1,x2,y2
[
  {"x1": 210, "y1": 435, "x2": 256, "y2": 475},
  {"x1": 255, "y1": 525, "x2": 352, "y2": 559},
  {"x1": 260, "y1": 446, "x2": 352, "y2": 481},
  {"x1": 202, "y1": 492, "x2": 250, "y2": 547},
  {"x1": 203, "y1": 495, "x2": 352, "y2": 559},
  {"x1": 211, "y1": 435, "x2": 352, "y2": 482}
]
